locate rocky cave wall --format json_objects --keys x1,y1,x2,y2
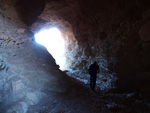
[
  {"x1": 1, "y1": 0, "x2": 150, "y2": 97},
  {"x1": 26, "y1": 0, "x2": 150, "y2": 96},
  {"x1": 0, "y1": 1, "x2": 61, "y2": 112}
]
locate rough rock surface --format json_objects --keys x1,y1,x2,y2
[
  {"x1": 27, "y1": 0, "x2": 150, "y2": 97},
  {"x1": 0, "y1": 1, "x2": 67, "y2": 112},
  {"x1": 0, "y1": 0, "x2": 150, "y2": 112}
]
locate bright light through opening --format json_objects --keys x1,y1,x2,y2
[{"x1": 34, "y1": 28, "x2": 66, "y2": 70}]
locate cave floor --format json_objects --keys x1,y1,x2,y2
[{"x1": 28, "y1": 74, "x2": 150, "y2": 113}]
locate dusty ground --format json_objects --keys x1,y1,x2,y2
[{"x1": 29, "y1": 72, "x2": 150, "y2": 113}]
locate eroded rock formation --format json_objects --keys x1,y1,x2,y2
[
  {"x1": 0, "y1": 0, "x2": 150, "y2": 112},
  {"x1": 24, "y1": 0, "x2": 150, "y2": 96}
]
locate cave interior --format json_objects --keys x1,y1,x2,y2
[{"x1": 0, "y1": 0, "x2": 150, "y2": 112}]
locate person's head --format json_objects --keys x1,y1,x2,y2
[{"x1": 94, "y1": 61, "x2": 97, "y2": 65}]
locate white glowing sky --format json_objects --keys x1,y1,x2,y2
[{"x1": 34, "y1": 28, "x2": 66, "y2": 70}]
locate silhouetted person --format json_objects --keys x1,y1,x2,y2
[{"x1": 88, "y1": 61, "x2": 99, "y2": 91}]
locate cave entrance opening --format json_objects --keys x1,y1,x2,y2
[{"x1": 34, "y1": 27, "x2": 66, "y2": 70}]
